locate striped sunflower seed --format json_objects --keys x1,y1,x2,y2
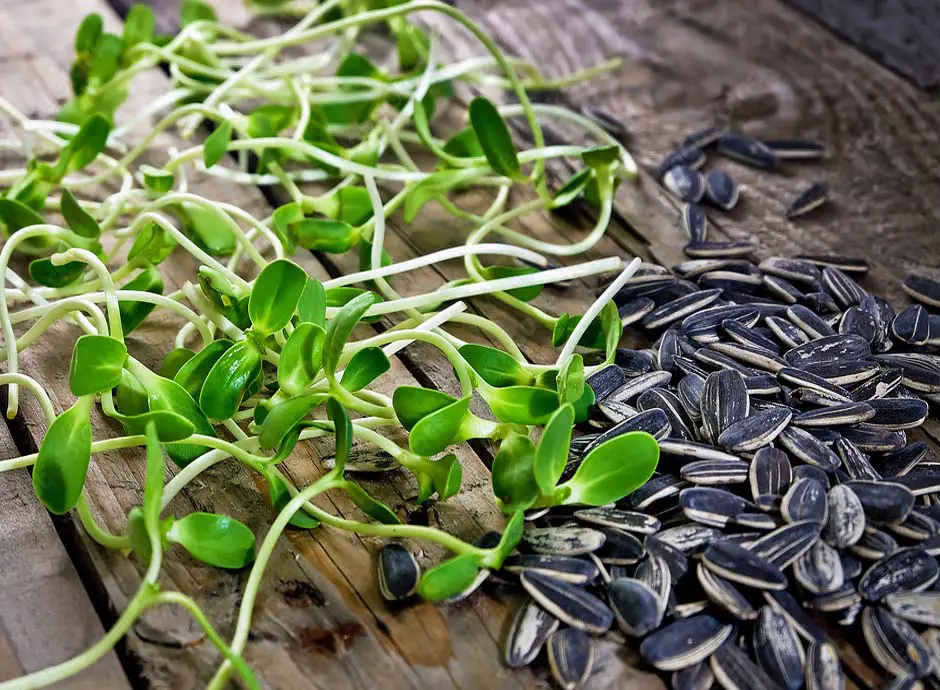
[
  {"x1": 659, "y1": 439, "x2": 741, "y2": 463},
  {"x1": 681, "y1": 459, "x2": 750, "y2": 485},
  {"x1": 763, "y1": 274, "x2": 805, "y2": 304},
  {"x1": 722, "y1": 320, "x2": 781, "y2": 351},
  {"x1": 786, "y1": 182, "x2": 829, "y2": 219},
  {"x1": 778, "y1": 368, "x2": 852, "y2": 403},
  {"x1": 677, "y1": 373, "x2": 706, "y2": 421},
  {"x1": 745, "y1": 374, "x2": 783, "y2": 396},
  {"x1": 784, "y1": 334, "x2": 871, "y2": 366},
  {"x1": 710, "y1": 640, "x2": 786, "y2": 690},
  {"x1": 762, "y1": 139, "x2": 826, "y2": 159},
  {"x1": 821, "y1": 266, "x2": 867, "y2": 308},
  {"x1": 504, "y1": 599, "x2": 559, "y2": 667},
  {"x1": 608, "y1": 577, "x2": 663, "y2": 636},
  {"x1": 573, "y1": 507, "x2": 660, "y2": 535},
  {"x1": 850, "y1": 367, "x2": 904, "y2": 402},
  {"x1": 693, "y1": 348, "x2": 759, "y2": 376},
  {"x1": 804, "y1": 584, "x2": 861, "y2": 613},
  {"x1": 681, "y1": 203, "x2": 708, "y2": 243},
  {"x1": 639, "y1": 614, "x2": 733, "y2": 671},
  {"x1": 781, "y1": 478, "x2": 828, "y2": 524},
  {"x1": 684, "y1": 240, "x2": 758, "y2": 259},
  {"x1": 861, "y1": 606, "x2": 931, "y2": 678},
  {"x1": 702, "y1": 540, "x2": 787, "y2": 590},
  {"x1": 656, "y1": 523, "x2": 721, "y2": 552},
  {"x1": 710, "y1": 341, "x2": 787, "y2": 372},
  {"x1": 787, "y1": 304, "x2": 836, "y2": 339},
  {"x1": 793, "y1": 540, "x2": 844, "y2": 595},
  {"x1": 823, "y1": 484, "x2": 865, "y2": 548},
  {"x1": 615, "y1": 275, "x2": 678, "y2": 302},
  {"x1": 683, "y1": 124, "x2": 730, "y2": 149},
  {"x1": 749, "y1": 446, "x2": 792, "y2": 511},
  {"x1": 637, "y1": 388, "x2": 695, "y2": 440},
  {"x1": 635, "y1": 552, "x2": 672, "y2": 615},
  {"x1": 802, "y1": 359, "x2": 880, "y2": 386},
  {"x1": 839, "y1": 305, "x2": 877, "y2": 342},
  {"x1": 778, "y1": 426, "x2": 840, "y2": 472},
  {"x1": 524, "y1": 526, "x2": 607, "y2": 556},
  {"x1": 547, "y1": 628, "x2": 594, "y2": 690},
  {"x1": 700, "y1": 369, "x2": 749, "y2": 443},
  {"x1": 502, "y1": 555, "x2": 600, "y2": 585},
  {"x1": 704, "y1": 170, "x2": 739, "y2": 210},
  {"x1": 796, "y1": 254, "x2": 868, "y2": 273},
  {"x1": 664, "y1": 165, "x2": 706, "y2": 203},
  {"x1": 698, "y1": 270, "x2": 761, "y2": 293},
  {"x1": 621, "y1": 473, "x2": 687, "y2": 511},
  {"x1": 377, "y1": 544, "x2": 420, "y2": 601},
  {"x1": 608, "y1": 370, "x2": 672, "y2": 403},
  {"x1": 760, "y1": 257, "x2": 822, "y2": 285},
  {"x1": 519, "y1": 572, "x2": 614, "y2": 634},
  {"x1": 840, "y1": 425, "x2": 907, "y2": 453},
  {"x1": 902, "y1": 274, "x2": 940, "y2": 309},
  {"x1": 680, "y1": 487, "x2": 748, "y2": 527},
  {"x1": 585, "y1": 364, "x2": 627, "y2": 402},
  {"x1": 851, "y1": 527, "x2": 900, "y2": 561},
  {"x1": 618, "y1": 297, "x2": 656, "y2": 326},
  {"x1": 764, "y1": 589, "x2": 830, "y2": 643},
  {"x1": 717, "y1": 407, "x2": 792, "y2": 452},
  {"x1": 716, "y1": 132, "x2": 779, "y2": 169},
  {"x1": 582, "y1": 106, "x2": 629, "y2": 139},
  {"x1": 697, "y1": 562, "x2": 758, "y2": 620},
  {"x1": 595, "y1": 528, "x2": 646, "y2": 565},
  {"x1": 858, "y1": 548, "x2": 939, "y2": 601},
  {"x1": 657, "y1": 146, "x2": 707, "y2": 178},
  {"x1": 583, "y1": 408, "x2": 672, "y2": 453},
  {"x1": 671, "y1": 661, "x2": 715, "y2": 690},
  {"x1": 615, "y1": 347, "x2": 656, "y2": 375},
  {"x1": 675, "y1": 258, "x2": 754, "y2": 279},
  {"x1": 874, "y1": 441, "x2": 928, "y2": 478},
  {"x1": 792, "y1": 401, "x2": 874, "y2": 427},
  {"x1": 872, "y1": 353, "x2": 940, "y2": 393},
  {"x1": 892, "y1": 304, "x2": 931, "y2": 346},
  {"x1": 866, "y1": 398, "x2": 929, "y2": 430},
  {"x1": 642, "y1": 289, "x2": 723, "y2": 329},
  {"x1": 767, "y1": 315, "x2": 810, "y2": 348},
  {"x1": 884, "y1": 591, "x2": 940, "y2": 627},
  {"x1": 753, "y1": 606, "x2": 805, "y2": 690},
  {"x1": 805, "y1": 641, "x2": 844, "y2": 690},
  {"x1": 844, "y1": 480, "x2": 915, "y2": 523}
]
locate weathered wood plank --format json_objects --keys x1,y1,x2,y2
[
  {"x1": 0, "y1": 419, "x2": 130, "y2": 688},
  {"x1": 0, "y1": 0, "x2": 529, "y2": 687}
]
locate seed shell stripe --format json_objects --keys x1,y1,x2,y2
[
  {"x1": 641, "y1": 289, "x2": 724, "y2": 329},
  {"x1": 639, "y1": 614, "x2": 733, "y2": 671},
  {"x1": 702, "y1": 540, "x2": 787, "y2": 590},
  {"x1": 504, "y1": 600, "x2": 559, "y2": 668},
  {"x1": 786, "y1": 182, "x2": 829, "y2": 219},
  {"x1": 753, "y1": 606, "x2": 805, "y2": 690},
  {"x1": 519, "y1": 572, "x2": 614, "y2": 634},
  {"x1": 710, "y1": 640, "x2": 786, "y2": 690},
  {"x1": 751, "y1": 520, "x2": 822, "y2": 569}
]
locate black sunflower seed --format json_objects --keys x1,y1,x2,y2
[
  {"x1": 806, "y1": 641, "x2": 843, "y2": 690},
  {"x1": 858, "y1": 548, "x2": 939, "y2": 602},
  {"x1": 840, "y1": 552, "x2": 863, "y2": 579},
  {"x1": 760, "y1": 257, "x2": 822, "y2": 285},
  {"x1": 637, "y1": 388, "x2": 695, "y2": 440},
  {"x1": 693, "y1": 348, "x2": 759, "y2": 376},
  {"x1": 778, "y1": 368, "x2": 852, "y2": 404},
  {"x1": 792, "y1": 401, "x2": 874, "y2": 427},
  {"x1": 764, "y1": 589, "x2": 830, "y2": 643},
  {"x1": 784, "y1": 334, "x2": 871, "y2": 366},
  {"x1": 697, "y1": 563, "x2": 757, "y2": 620},
  {"x1": 884, "y1": 591, "x2": 940, "y2": 627},
  {"x1": 796, "y1": 254, "x2": 868, "y2": 274},
  {"x1": 861, "y1": 606, "x2": 931, "y2": 678},
  {"x1": 704, "y1": 170, "x2": 739, "y2": 210},
  {"x1": 762, "y1": 274, "x2": 804, "y2": 305},
  {"x1": 805, "y1": 584, "x2": 860, "y2": 614},
  {"x1": 710, "y1": 341, "x2": 787, "y2": 373},
  {"x1": 902, "y1": 274, "x2": 940, "y2": 309},
  {"x1": 614, "y1": 275, "x2": 678, "y2": 302},
  {"x1": 504, "y1": 599, "x2": 559, "y2": 667},
  {"x1": 520, "y1": 572, "x2": 614, "y2": 634},
  {"x1": 595, "y1": 528, "x2": 646, "y2": 565},
  {"x1": 802, "y1": 292, "x2": 841, "y2": 316},
  {"x1": 859, "y1": 294, "x2": 895, "y2": 352},
  {"x1": 839, "y1": 306, "x2": 877, "y2": 343},
  {"x1": 851, "y1": 527, "x2": 899, "y2": 561},
  {"x1": 699, "y1": 270, "x2": 762, "y2": 293},
  {"x1": 618, "y1": 297, "x2": 656, "y2": 326},
  {"x1": 677, "y1": 373, "x2": 706, "y2": 421},
  {"x1": 840, "y1": 425, "x2": 906, "y2": 453},
  {"x1": 703, "y1": 540, "x2": 786, "y2": 590},
  {"x1": 717, "y1": 407, "x2": 792, "y2": 452},
  {"x1": 684, "y1": 240, "x2": 757, "y2": 259},
  {"x1": 597, "y1": 400, "x2": 638, "y2": 425},
  {"x1": 786, "y1": 182, "x2": 829, "y2": 219},
  {"x1": 888, "y1": 510, "x2": 940, "y2": 541},
  {"x1": 850, "y1": 367, "x2": 904, "y2": 402},
  {"x1": 671, "y1": 661, "x2": 715, "y2": 690},
  {"x1": 781, "y1": 478, "x2": 828, "y2": 524},
  {"x1": 377, "y1": 544, "x2": 420, "y2": 601},
  {"x1": 767, "y1": 316, "x2": 810, "y2": 348},
  {"x1": 608, "y1": 577, "x2": 663, "y2": 636},
  {"x1": 635, "y1": 553, "x2": 672, "y2": 612},
  {"x1": 892, "y1": 304, "x2": 931, "y2": 346},
  {"x1": 778, "y1": 427, "x2": 840, "y2": 472},
  {"x1": 680, "y1": 487, "x2": 748, "y2": 528},
  {"x1": 642, "y1": 289, "x2": 723, "y2": 330},
  {"x1": 547, "y1": 628, "x2": 593, "y2": 690},
  {"x1": 675, "y1": 258, "x2": 754, "y2": 279},
  {"x1": 639, "y1": 614, "x2": 733, "y2": 671},
  {"x1": 873, "y1": 353, "x2": 940, "y2": 393},
  {"x1": 787, "y1": 304, "x2": 836, "y2": 339},
  {"x1": 866, "y1": 398, "x2": 929, "y2": 430},
  {"x1": 681, "y1": 203, "x2": 708, "y2": 243},
  {"x1": 621, "y1": 474, "x2": 688, "y2": 512},
  {"x1": 844, "y1": 481, "x2": 915, "y2": 524},
  {"x1": 502, "y1": 555, "x2": 600, "y2": 585},
  {"x1": 763, "y1": 139, "x2": 826, "y2": 160},
  {"x1": 524, "y1": 526, "x2": 607, "y2": 556},
  {"x1": 792, "y1": 465, "x2": 830, "y2": 486},
  {"x1": 793, "y1": 540, "x2": 844, "y2": 595},
  {"x1": 656, "y1": 523, "x2": 721, "y2": 552},
  {"x1": 585, "y1": 364, "x2": 627, "y2": 402},
  {"x1": 583, "y1": 409, "x2": 672, "y2": 454},
  {"x1": 803, "y1": 359, "x2": 880, "y2": 386},
  {"x1": 753, "y1": 606, "x2": 805, "y2": 690},
  {"x1": 608, "y1": 371, "x2": 673, "y2": 404},
  {"x1": 822, "y1": 484, "x2": 865, "y2": 548},
  {"x1": 681, "y1": 459, "x2": 750, "y2": 485},
  {"x1": 700, "y1": 369, "x2": 749, "y2": 443},
  {"x1": 710, "y1": 640, "x2": 786, "y2": 690},
  {"x1": 657, "y1": 146, "x2": 707, "y2": 178},
  {"x1": 749, "y1": 446, "x2": 792, "y2": 511},
  {"x1": 573, "y1": 508, "x2": 660, "y2": 535},
  {"x1": 664, "y1": 165, "x2": 706, "y2": 203},
  {"x1": 615, "y1": 347, "x2": 656, "y2": 376},
  {"x1": 716, "y1": 132, "x2": 779, "y2": 169},
  {"x1": 659, "y1": 439, "x2": 741, "y2": 463},
  {"x1": 821, "y1": 266, "x2": 866, "y2": 308},
  {"x1": 874, "y1": 442, "x2": 928, "y2": 478},
  {"x1": 745, "y1": 374, "x2": 783, "y2": 396},
  {"x1": 683, "y1": 124, "x2": 730, "y2": 150}
]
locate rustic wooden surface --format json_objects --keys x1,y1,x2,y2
[{"x1": 1, "y1": 0, "x2": 939, "y2": 688}]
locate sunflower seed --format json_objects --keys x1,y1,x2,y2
[
  {"x1": 785, "y1": 334, "x2": 871, "y2": 367},
  {"x1": 787, "y1": 305, "x2": 837, "y2": 339},
  {"x1": 873, "y1": 353, "x2": 940, "y2": 393},
  {"x1": 683, "y1": 124, "x2": 730, "y2": 149},
  {"x1": 504, "y1": 600, "x2": 560, "y2": 667},
  {"x1": 750, "y1": 446, "x2": 792, "y2": 510},
  {"x1": 844, "y1": 480, "x2": 915, "y2": 524},
  {"x1": 502, "y1": 555, "x2": 600, "y2": 585},
  {"x1": 862, "y1": 606, "x2": 931, "y2": 678},
  {"x1": 786, "y1": 182, "x2": 829, "y2": 219},
  {"x1": 608, "y1": 577, "x2": 663, "y2": 636},
  {"x1": 664, "y1": 165, "x2": 706, "y2": 203},
  {"x1": 700, "y1": 369, "x2": 749, "y2": 444},
  {"x1": 892, "y1": 304, "x2": 931, "y2": 346},
  {"x1": 859, "y1": 548, "x2": 939, "y2": 601},
  {"x1": 806, "y1": 361, "x2": 880, "y2": 388},
  {"x1": 659, "y1": 439, "x2": 741, "y2": 463},
  {"x1": 520, "y1": 572, "x2": 613, "y2": 634},
  {"x1": 680, "y1": 486, "x2": 749, "y2": 528},
  {"x1": 779, "y1": 369, "x2": 853, "y2": 404},
  {"x1": 874, "y1": 442, "x2": 928, "y2": 477},
  {"x1": 616, "y1": 347, "x2": 656, "y2": 376},
  {"x1": 839, "y1": 306, "x2": 877, "y2": 343},
  {"x1": 822, "y1": 484, "x2": 865, "y2": 548},
  {"x1": 608, "y1": 371, "x2": 673, "y2": 403},
  {"x1": 888, "y1": 510, "x2": 940, "y2": 541},
  {"x1": 581, "y1": 106, "x2": 628, "y2": 139},
  {"x1": 793, "y1": 464, "x2": 831, "y2": 486},
  {"x1": 615, "y1": 275, "x2": 679, "y2": 303},
  {"x1": 851, "y1": 527, "x2": 899, "y2": 560},
  {"x1": 717, "y1": 133, "x2": 779, "y2": 169},
  {"x1": 760, "y1": 257, "x2": 822, "y2": 285},
  {"x1": 524, "y1": 527, "x2": 607, "y2": 556},
  {"x1": 684, "y1": 241, "x2": 758, "y2": 259},
  {"x1": 717, "y1": 407, "x2": 792, "y2": 452},
  {"x1": 657, "y1": 523, "x2": 721, "y2": 552},
  {"x1": 681, "y1": 459, "x2": 750, "y2": 485},
  {"x1": 703, "y1": 540, "x2": 787, "y2": 589},
  {"x1": 821, "y1": 267, "x2": 866, "y2": 309},
  {"x1": 753, "y1": 606, "x2": 805, "y2": 690},
  {"x1": 794, "y1": 540, "x2": 844, "y2": 594},
  {"x1": 595, "y1": 528, "x2": 646, "y2": 565},
  {"x1": 804, "y1": 293, "x2": 841, "y2": 317},
  {"x1": 584, "y1": 409, "x2": 672, "y2": 453},
  {"x1": 884, "y1": 591, "x2": 940, "y2": 627},
  {"x1": 704, "y1": 170, "x2": 739, "y2": 211},
  {"x1": 866, "y1": 398, "x2": 929, "y2": 430},
  {"x1": 681, "y1": 203, "x2": 708, "y2": 243},
  {"x1": 694, "y1": 348, "x2": 760, "y2": 376},
  {"x1": 892, "y1": 470, "x2": 940, "y2": 496},
  {"x1": 782, "y1": 478, "x2": 828, "y2": 524},
  {"x1": 658, "y1": 146, "x2": 707, "y2": 178},
  {"x1": 711, "y1": 640, "x2": 786, "y2": 690},
  {"x1": 767, "y1": 316, "x2": 810, "y2": 348},
  {"x1": 671, "y1": 661, "x2": 716, "y2": 690},
  {"x1": 850, "y1": 368, "x2": 904, "y2": 402},
  {"x1": 586, "y1": 365, "x2": 627, "y2": 403},
  {"x1": 621, "y1": 473, "x2": 687, "y2": 510},
  {"x1": 377, "y1": 544, "x2": 420, "y2": 601},
  {"x1": 677, "y1": 373, "x2": 706, "y2": 421},
  {"x1": 763, "y1": 589, "x2": 830, "y2": 644},
  {"x1": 805, "y1": 584, "x2": 861, "y2": 613},
  {"x1": 676, "y1": 258, "x2": 755, "y2": 279},
  {"x1": 795, "y1": 254, "x2": 867, "y2": 273},
  {"x1": 697, "y1": 562, "x2": 758, "y2": 620},
  {"x1": 792, "y1": 402, "x2": 873, "y2": 428},
  {"x1": 902, "y1": 274, "x2": 940, "y2": 308},
  {"x1": 636, "y1": 555, "x2": 672, "y2": 613},
  {"x1": 761, "y1": 274, "x2": 803, "y2": 305},
  {"x1": 573, "y1": 508, "x2": 660, "y2": 535},
  {"x1": 637, "y1": 388, "x2": 696, "y2": 440},
  {"x1": 674, "y1": 356, "x2": 710, "y2": 378},
  {"x1": 699, "y1": 271, "x2": 762, "y2": 293},
  {"x1": 640, "y1": 614, "x2": 733, "y2": 671},
  {"x1": 643, "y1": 290, "x2": 723, "y2": 330},
  {"x1": 806, "y1": 640, "x2": 843, "y2": 690},
  {"x1": 840, "y1": 425, "x2": 907, "y2": 453},
  {"x1": 760, "y1": 139, "x2": 825, "y2": 160},
  {"x1": 616, "y1": 297, "x2": 655, "y2": 327},
  {"x1": 710, "y1": 341, "x2": 787, "y2": 373},
  {"x1": 547, "y1": 628, "x2": 593, "y2": 690},
  {"x1": 778, "y1": 427, "x2": 840, "y2": 472}
]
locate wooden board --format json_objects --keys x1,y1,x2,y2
[{"x1": 0, "y1": 0, "x2": 536, "y2": 687}]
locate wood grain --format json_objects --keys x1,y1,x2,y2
[{"x1": 0, "y1": 0, "x2": 530, "y2": 687}]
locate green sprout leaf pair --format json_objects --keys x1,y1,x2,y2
[{"x1": 393, "y1": 387, "x2": 470, "y2": 457}]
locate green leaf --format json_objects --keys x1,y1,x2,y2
[
  {"x1": 341, "y1": 347, "x2": 390, "y2": 392},
  {"x1": 293, "y1": 218, "x2": 358, "y2": 253},
  {"x1": 271, "y1": 202, "x2": 302, "y2": 254},
  {"x1": 323, "y1": 291, "x2": 375, "y2": 374},
  {"x1": 491, "y1": 432, "x2": 539, "y2": 513},
  {"x1": 442, "y1": 127, "x2": 484, "y2": 160},
  {"x1": 118, "y1": 264, "x2": 164, "y2": 334},
  {"x1": 581, "y1": 145, "x2": 620, "y2": 169},
  {"x1": 203, "y1": 121, "x2": 232, "y2": 169},
  {"x1": 557, "y1": 355, "x2": 585, "y2": 404},
  {"x1": 395, "y1": 22, "x2": 429, "y2": 71},
  {"x1": 160, "y1": 348, "x2": 195, "y2": 379},
  {"x1": 323, "y1": 53, "x2": 382, "y2": 125},
  {"x1": 116, "y1": 368, "x2": 149, "y2": 416},
  {"x1": 180, "y1": 0, "x2": 217, "y2": 26},
  {"x1": 426, "y1": 453, "x2": 463, "y2": 501},
  {"x1": 297, "y1": 278, "x2": 326, "y2": 327},
  {"x1": 69, "y1": 335, "x2": 127, "y2": 396},
  {"x1": 128, "y1": 222, "x2": 176, "y2": 266},
  {"x1": 327, "y1": 398, "x2": 352, "y2": 475},
  {"x1": 122, "y1": 5, "x2": 155, "y2": 55},
  {"x1": 402, "y1": 169, "x2": 477, "y2": 223},
  {"x1": 249, "y1": 259, "x2": 308, "y2": 336},
  {"x1": 88, "y1": 33, "x2": 121, "y2": 88},
  {"x1": 168, "y1": 512, "x2": 255, "y2": 569},
  {"x1": 60, "y1": 189, "x2": 100, "y2": 238},
  {"x1": 458, "y1": 344, "x2": 532, "y2": 388},
  {"x1": 468, "y1": 97, "x2": 521, "y2": 180},
  {"x1": 75, "y1": 14, "x2": 104, "y2": 57},
  {"x1": 140, "y1": 165, "x2": 174, "y2": 193},
  {"x1": 409, "y1": 396, "x2": 470, "y2": 457},
  {"x1": 60, "y1": 114, "x2": 112, "y2": 176},
  {"x1": 339, "y1": 481, "x2": 401, "y2": 524},
  {"x1": 0, "y1": 198, "x2": 44, "y2": 236},
  {"x1": 479, "y1": 265, "x2": 542, "y2": 302},
  {"x1": 484, "y1": 385, "x2": 559, "y2": 425},
  {"x1": 417, "y1": 553, "x2": 480, "y2": 601},
  {"x1": 277, "y1": 323, "x2": 325, "y2": 395},
  {"x1": 174, "y1": 339, "x2": 233, "y2": 399},
  {"x1": 599, "y1": 300, "x2": 623, "y2": 361},
  {"x1": 109, "y1": 408, "x2": 195, "y2": 442},
  {"x1": 199, "y1": 341, "x2": 263, "y2": 420},
  {"x1": 534, "y1": 404, "x2": 574, "y2": 494},
  {"x1": 493, "y1": 511, "x2": 525, "y2": 563},
  {"x1": 572, "y1": 384, "x2": 595, "y2": 424},
  {"x1": 246, "y1": 104, "x2": 296, "y2": 138},
  {"x1": 392, "y1": 386, "x2": 455, "y2": 431},
  {"x1": 32, "y1": 396, "x2": 94, "y2": 514},
  {"x1": 552, "y1": 168, "x2": 593, "y2": 209},
  {"x1": 197, "y1": 266, "x2": 248, "y2": 328},
  {"x1": 561, "y1": 431, "x2": 659, "y2": 506},
  {"x1": 29, "y1": 258, "x2": 85, "y2": 288},
  {"x1": 265, "y1": 470, "x2": 319, "y2": 528},
  {"x1": 176, "y1": 203, "x2": 236, "y2": 256},
  {"x1": 335, "y1": 186, "x2": 374, "y2": 226},
  {"x1": 258, "y1": 393, "x2": 324, "y2": 450}
]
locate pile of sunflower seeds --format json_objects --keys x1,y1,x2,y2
[{"x1": 370, "y1": 121, "x2": 940, "y2": 689}]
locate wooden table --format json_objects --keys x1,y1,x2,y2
[{"x1": 0, "y1": 0, "x2": 938, "y2": 688}]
